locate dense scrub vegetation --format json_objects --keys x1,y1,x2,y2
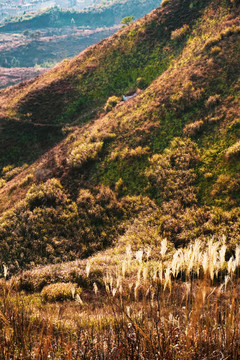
[{"x1": 0, "y1": 0, "x2": 239, "y2": 255}]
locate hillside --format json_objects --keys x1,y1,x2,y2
[
  {"x1": 0, "y1": 0, "x2": 240, "y2": 357},
  {"x1": 0, "y1": 0, "x2": 211, "y2": 169},
  {"x1": 0, "y1": 0, "x2": 239, "y2": 265}
]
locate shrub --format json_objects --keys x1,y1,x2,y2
[
  {"x1": 115, "y1": 178, "x2": 124, "y2": 194},
  {"x1": 67, "y1": 141, "x2": 103, "y2": 168},
  {"x1": 0, "y1": 178, "x2": 79, "y2": 271},
  {"x1": 170, "y1": 81, "x2": 204, "y2": 110},
  {"x1": 183, "y1": 120, "x2": 204, "y2": 137},
  {"x1": 104, "y1": 96, "x2": 121, "y2": 112},
  {"x1": 110, "y1": 146, "x2": 150, "y2": 161},
  {"x1": 0, "y1": 178, "x2": 6, "y2": 189},
  {"x1": 25, "y1": 178, "x2": 68, "y2": 210},
  {"x1": 205, "y1": 94, "x2": 220, "y2": 109},
  {"x1": 18, "y1": 174, "x2": 34, "y2": 188},
  {"x1": 146, "y1": 138, "x2": 200, "y2": 206},
  {"x1": 211, "y1": 174, "x2": 240, "y2": 198},
  {"x1": 2, "y1": 165, "x2": 14, "y2": 175},
  {"x1": 161, "y1": 0, "x2": 171, "y2": 7},
  {"x1": 118, "y1": 210, "x2": 164, "y2": 250},
  {"x1": 225, "y1": 141, "x2": 240, "y2": 160},
  {"x1": 210, "y1": 46, "x2": 221, "y2": 55},
  {"x1": 227, "y1": 118, "x2": 240, "y2": 132},
  {"x1": 77, "y1": 185, "x2": 122, "y2": 219},
  {"x1": 41, "y1": 282, "x2": 81, "y2": 302},
  {"x1": 1, "y1": 179, "x2": 157, "y2": 273},
  {"x1": 136, "y1": 77, "x2": 147, "y2": 89},
  {"x1": 2, "y1": 164, "x2": 28, "y2": 181},
  {"x1": 171, "y1": 24, "x2": 190, "y2": 41},
  {"x1": 203, "y1": 26, "x2": 240, "y2": 50},
  {"x1": 204, "y1": 35, "x2": 221, "y2": 49}
]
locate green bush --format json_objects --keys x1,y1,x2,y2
[
  {"x1": 104, "y1": 96, "x2": 121, "y2": 112},
  {"x1": 171, "y1": 24, "x2": 190, "y2": 41},
  {"x1": 0, "y1": 178, "x2": 6, "y2": 189},
  {"x1": 146, "y1": 138, "x2": 200, "y2": 206},
  {"x1": 110, "y1": 146, "x2": 150, "y2": 161},
  {"x1": 67, "y1": 141, "x2": 103, "y2": 168},
  {"x1": 0, "y1": 178, "x2": 79, "y2": 270},
  {"x1": 25, "y1": 178, "x2": 68, "y2": 209},
  {"x1": 2, "y1": 164, "x2": 28, "y2": 181},
  {"x1": 211, "y1": 174, "x2": 240, "y2": 199},
  {"x1": 136, "y1": 77, "x2": 147, "y2": 89},
  {"x1": 210, "y1": 46, "x2": 221, "y2": 55},
  {"x1": 41, "y1": 282, "x2": 81, "y2": 302},
  {"x1": 183, "y1": 120, "x2": 204, "y2": 137},
  {"x1": 205, "y1": 94, "x2": 220, "y2": 109},
  {"x1": 225, "y1": 141, "x2": 240, "y2": 160}
]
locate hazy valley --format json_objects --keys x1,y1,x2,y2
[{"x1": 0, "y1": 0, "x2": 160, "y2": 88}]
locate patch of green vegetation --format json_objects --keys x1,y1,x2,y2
[
  {"x1": 97, "y1": 153, "x2": 149, "y2": 196},
  {"x1": 41, "y1": 282, "x2": 82, "y2": 302}
]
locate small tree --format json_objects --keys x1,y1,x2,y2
[
  {"x1": 104, "y1": 96, "x2": 121, "y2": 112},
  {"x1": 136, "y1": 77, "x2": 147, "y2": 89},
  {"x1": 121, "y1": 16, "x2": 134, "y2": 27}
]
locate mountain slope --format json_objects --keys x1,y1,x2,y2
[
  {"x1": 0, "y1": 0, "x2": 239, "y2": 273},
  {"x1": 0, "y1": 0, "x2": 211, "y2": 170},
  {"x1": 0, "y1": 0, "x2": 240, "y2": 358}
]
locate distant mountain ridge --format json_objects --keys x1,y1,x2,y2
[{"x1": 0, "y1": 0, "x2": 161, "y2": 32}]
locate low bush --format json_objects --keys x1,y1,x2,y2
[
  {"x1": 183, "y1": 119, "x2": 204, "y2": 137},
  {"x1": 225, "y1": 140, "x2": 240, "y2": 160},
  {"x1": 110, "y1": 146, "x2": 150, "y2": 161},
  {"x1": 0, "y1": 178, "x2": 79, "y2": 271},
  {"x1": 210, "y1": 46, "x2": 221, "y2": 55},
  {"x1": 136, "y1": 77, "x2": 147, "y2": 89},
  {"x1": 146, "y1": 138, "x2": 200, "y2": 206},
  {"x1": 2, "y1": 164, "x2": 28, "y2": 181},
  {"x1": 170, "y1": 81, "x2": 204, "y2": 110},
  {"x1": 205, "y1": 94, "x2": 220, "y2": 109},
  {"x1": 41, "y1": 282, "x2": 81, "y2": 302},
  {"x1": 67, "y1": 141, "x2": 103, "y2": 168},
  {"x1": 0, "y1": 178, "x2": 6, "y2": 188},
  {"x1": 171, "y1": 24, "x2": 190, "y2": 41},
  {"x1": 211, "y1": 174, "x2": 240, "y2": 202},
  {"x1": 104, "y1": 96, "x2": 121, "y2": 112}
]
